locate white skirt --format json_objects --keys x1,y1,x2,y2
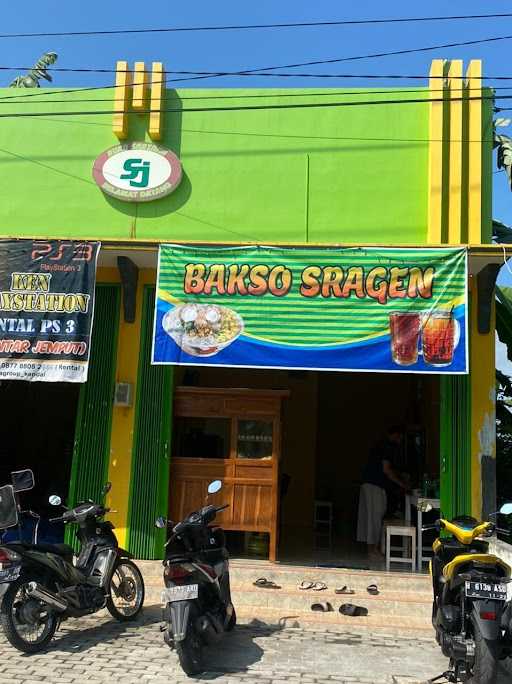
[{"x1": 356, "y1": 483, "x2": 387, "y2": 545}]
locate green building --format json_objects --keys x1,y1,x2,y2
[{"x1": 0, "y1": 58, "x2": 502, "y2": 564}]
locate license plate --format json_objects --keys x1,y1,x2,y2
[
  {"x1": 0, "y1": 565, "x2": 20, "y2": 583},
  {"x1": 161, "y1": 584, "x2": 199, "y2": 603},
  {"x1": 465, "y1": 581, "x2": 508, "y2": 601}
]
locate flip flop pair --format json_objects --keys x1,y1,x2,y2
[
  {"x1": 253, "y1": 577, "x2": 281, "y2": 589},
  {"x1": 298, "y1": 580, "x2": 327, "y2": 591},
  {"x1": 311, "y1": 602, "x2": 368, "y2": 615}
]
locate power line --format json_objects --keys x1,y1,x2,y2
[
  {"x1": 0, "y1": 74, "x2": 477, "y2": 105},
  {"x1": 0, "y1": 92, "x2": 506, "y2": 119},
  {"x1": 1, "y1": 31, "x2": 512, "y2": 102},
  {"x1": 2, "y1": 13, "x2": 512, "y2": 38},
  {"x1": 4, "y1": 33, "x2": 512, "y2": 76},
  {"x1": 9, "y1": 116, "x2": 512, "y2": 145},
  {"x1": 4, "y1": 108, "x2": 509, "y2": 142},
  {"x1": 1, "y1": 85, "x2": 507, "y2": 106}
]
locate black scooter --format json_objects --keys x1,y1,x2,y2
[
  {"x1": 424, "y1": 500, "x2": 512, "y2": 682},
  {"x1": 157, "y1": 480, "x2": 236, "y2": 677},
  {"x1": 0, "y1": 472, "x2": 145, "y2": 653}
]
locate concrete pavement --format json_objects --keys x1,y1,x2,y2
[{"x1": 0, "y1": 605, "x2": 453, "y2": 684}]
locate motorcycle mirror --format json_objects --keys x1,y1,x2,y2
[
  {"x1": 155, "y1": 516, "x2": 167, "y2": 529},
  {"x1": 49, "y1": 495, "x2": 62, "y2": 507},
  {"x1": 500, "y1": 503, "x2": 512, "y2": 515},
  {"x1": 207, "y1": 480, "x2": 222, "y2": 495},
  {"x1": 11, "y1": 469, "x2": 35, "y2": 493},
  {"x1": 102, "y1": 482, "x2": 112, "y2": 496}
]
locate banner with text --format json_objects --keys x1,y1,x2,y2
[
  {"x1": 153, "y1": 245, "x2": 468, "y2": 374},
  {"x1": 0, "y1": 240, "x2": 100, "y2": 382}
]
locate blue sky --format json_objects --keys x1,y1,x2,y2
[{"x1": 3, "y1": 1, "x2": 512, "y2": 248}]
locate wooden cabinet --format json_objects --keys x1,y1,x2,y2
[{"x1": 169, "y1": 387, "x2": 288, "y2": 561}]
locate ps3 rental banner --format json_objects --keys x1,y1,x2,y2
[
  {"x1": 0, "y1": 240, "x2": 100, "y2": 382},
  {"x1": 153, "y1": 245, "x2": 468, "y2": 374}
]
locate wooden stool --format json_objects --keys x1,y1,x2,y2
[
  {"x1": 385, "y1": 524, "x2": 417, "y2": 572},
  {"x1": 381, "y1": 518, "x2": 410, "y2": 554}
]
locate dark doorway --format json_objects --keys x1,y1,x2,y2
[{"x1": 0, "y1": 380, "x2": 80, "y2": 516}]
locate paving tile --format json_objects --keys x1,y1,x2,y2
[{"x1": 0, "y1": 612, "x2": 510, "y2": 683}]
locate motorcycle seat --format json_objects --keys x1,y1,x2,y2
[
  {"x1": 450, "y1": 516, "x2": 479, "y2": 529},
  {"x1": 26, "y1": 542, "x2": 74, "y2": 562}
]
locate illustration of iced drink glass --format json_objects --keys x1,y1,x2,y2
[
  {"x1": 389, "y1": 312, "x2": 421, "y2": 366},
  {"x1": 422, "y1": 310, "x2": 459, "y2": 367}
]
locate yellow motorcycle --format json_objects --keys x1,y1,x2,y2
[{"x1": 423, "y1": 503, "x2": 512, "y2": 683}]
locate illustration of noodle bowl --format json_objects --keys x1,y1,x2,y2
[{"x1": 162, "y1": 303, "x2": 244, "y2": 357}]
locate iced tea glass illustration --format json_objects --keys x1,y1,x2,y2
[
  {"x1": 389, "y1": 312, "x2": 421, "y2": 366},
  {"x1": 422, "y1": 311, "x2": 459, "y2": 367}
]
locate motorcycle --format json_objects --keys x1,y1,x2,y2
[
  {"x1": 0, "y1": 471, "x2": 145, "y2": 653},
  {"x1": 424, "y1": 501, "x2": 512, "y2": 683},
  {"x1": 157, "y1": 480, "x2": 236, "y2": 677}
]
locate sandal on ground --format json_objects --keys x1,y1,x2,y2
[
  {"x1": 311, "y1": 602, "x2": 333, "y2": 612},
  {"x1": 339, "y1": 603, "x2": 368, "y2": 617},
  {"x1": 298, "y1": 580, "x2": 315, "y2": 590},
  {"x1": 335, "y1": 586, "x2": 355, "y2": 595},
  {"x1": 311, "y1": 581, "x2": 327, "y2": 591},
  {"x1": 253, "y1": 578, "x2": 281, "y2": 589},
  {"x1": 367, "y1": 584, "x2": 379, "y2": 595}
]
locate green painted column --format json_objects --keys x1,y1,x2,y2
[
  {"x1": 440, "y1": 375, "x2": 472, "y2": 521},
  {"x1": 66, "y1": 284, "x2": 120, "y2": 547},
  {"x1": 126, "y1": 286, "x2": 173, "y2": 559}
]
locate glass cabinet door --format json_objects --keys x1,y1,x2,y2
[
  {"x1": 236, "y1": 419, "x2": 273, "y2": 460},
  {"x1": 173, "y1": 416, "x2": 231, "y2": 459}
]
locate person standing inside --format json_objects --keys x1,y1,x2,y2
[{"x1": 357, "y1": 426, "x2": 409, "y2": 561}]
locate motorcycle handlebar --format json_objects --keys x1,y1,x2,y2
[
  {"x1": 422, "y1": 522, "x2": 440, "y2": 532},
  {"x1": 49, "y1": 503, "x2": 108, "y2": 525}
]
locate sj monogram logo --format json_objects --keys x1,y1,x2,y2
[
  {"x1": 120, "y1": 158, "x2": 150, "y2": 188},
  {"x1": 93, "y1": 143, "x2": 182, "y2": 203}
]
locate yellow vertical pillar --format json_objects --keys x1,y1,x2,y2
[
  {"x1": 469, "y1": 280, "x2": 496, "y2": 519},
  {"x1": 113, "y1": 61, "x2": 131, "y2": 140},
  {"x1": 132, "y1": 61, "x2": 148, "y2": 111},
  {"x1": 466, "y1": 60, "x2": 483, "y2": 245},
  {"x1": 149, "y1": 62, "x2": 164, "y2": 141},
  {"x1": 427, "y1": 60, "x2": 445, "y2": 244},
  {"x1": 465, "y1": 60, "x2": 492, "y2": 519},
  {"x1": 105, "y1": 271, "x2": 153, "y2": 547},
  {"x1": 447, "y1": 60, "x2": 463, "y2": 245}
]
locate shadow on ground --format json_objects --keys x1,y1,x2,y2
[
  {"x1": 37, "y1": 605, "x2": 163, "y2": 655},
  {"x1": 33, "y1": 606, "x2": 290, "y2": 678},
  {"x1": 194, "y1": 618, "x2": 296, "y2": 680}
]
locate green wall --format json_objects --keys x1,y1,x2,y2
[{"x1": 0, "y1": 87, "x2": 430, "y2": 244}]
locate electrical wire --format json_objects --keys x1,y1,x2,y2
[
  {"x1": 0, "y1": 85, "x2": 505, "y2": 106},
  {"x1": 2, "y1": 13, "x2": 512, "y2": 38},
  {"x1": 0, "y1": 92, "x2": 507, "y2": 119},
  {"x1": 1, "y1": 30, "x2": 512, "y2": 102},
  {"x1": 13, "y1": 113, "x2": 510, "y2": 143},
  {"x1": 4, "y1": 32, "x2": 512, "y2": 75}
]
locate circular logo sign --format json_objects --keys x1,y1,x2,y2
[{"x1": 92, "y1": 142, "x2": 182, "y2": 202}]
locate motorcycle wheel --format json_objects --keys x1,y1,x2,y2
[
  {"x1": 467, "y1": 617, "x2": 499, "y2": 684},
  {"x1": 0, "y1": 577, "x2": 58, "y2": 653},
  {"x1": 176, "y1": 625, "x2": 203, "y2": 677},
  {"x1": 106, "y1": 559, "x2": 145, "y2": 622}
]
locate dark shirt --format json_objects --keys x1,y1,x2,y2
[{"x1": 362, "y1": 439, "x2": 400, "y2": 491}]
